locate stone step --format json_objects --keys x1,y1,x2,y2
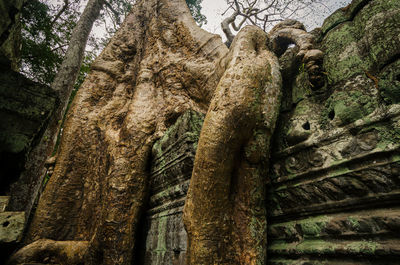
[
  {"x1": 0, "y1": 196, "x2": 10, "y2": 212},
  {"x1": 0, "y1": 211, "x2": 25, "y2": 243}
]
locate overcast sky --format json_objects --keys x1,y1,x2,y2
[
  {"x1": 200, "y1": 0, "x2": 351, "y2": 40},
  {"x1": 47, "y1": 0, "x2": 352, "y2": 52}
]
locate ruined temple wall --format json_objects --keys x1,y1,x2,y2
[
  {"x1": 267, "y1": 0, "x2": 400, "y2": 264},
  {"x1": 139, "y1": 110, "x2": 204, "y2": 265}
]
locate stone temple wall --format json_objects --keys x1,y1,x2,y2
[
  {"x1": 139, "y1": 110, "x2": 204, "y2": 265},
  {"x1": 267, "y1": 0, "x2": 400, "y2": 264}
]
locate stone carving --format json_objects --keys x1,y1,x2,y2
[
  {"x1": 267, "y1": 0, "x2": 400, "y2": 264},
  {"x1": 138, "y1": 110, "x2": 203, "y2": 265}
]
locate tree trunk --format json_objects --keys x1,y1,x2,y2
[
  {"x1": 10, "y1": 0, "x2": 320, "y2": 264},
  {"x1": 183, "y1": 26, "x2": 281, "y2": 265},
  {"x1": 18, "y1": 0, "x2": 228, "y2": 264},
  {"x1": 8, "y1": 0, "x2": 105, "y2": 219}
]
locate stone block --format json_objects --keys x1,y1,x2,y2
[
  {"x1": 267, "y1": 1, "x2": 400, "y2": 263},
  {"x1": 0, "y1": 211, "x2": 24, "y2": 243},
  {"x1": 0, "y1": 68, "x2": 57, "y2": 196},
  {"x1": 138, "y1": 110, "x2": 204, "y2": 265},
  {"x1": 0, "y1": 196, "x2": 9, "y2": 212}
]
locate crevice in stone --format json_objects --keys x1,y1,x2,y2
[
  {"x1": 320, "y1": 0, "x2": 371, "y2": 39},
  {"x1": 328, "y1": 109, "x2": 335, "y2": 120},
  {"x1": 302, "y1": 121, "x2": 311, "y2": 131},
  {"x1": 378, "y1": 53, "x2": 400, "y2": 73}
]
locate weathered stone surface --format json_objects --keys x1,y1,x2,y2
[
  {"x1": 0, "y1": 211, "x2": 24, "y2": 243},
  {"x1": 0, "y1": 210, "x2": 25, "y2": 263},
  {"x1": 0, "y1": 68, "x2": 57, "y2": 202},
  {"x1": 0, "y1": 0, "x2": 24, "y2": 70},
  {"x1": 138, "y1": 110, "x2": 203, "y2": 265},
  {"x1": 321, "y1": 0, "x2": 400, "y2": 85},
  {"x1": 267, "y1": 0, "x2": 400, "y2": 264},
  {"x1": 0, "y1": 196, "x2": 10, "y2": 212}
]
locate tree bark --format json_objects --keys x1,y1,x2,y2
[
  {"x1": 8, "y1": 0, "x2": 104, "y2": 218},
  {"x1": 19, "y1": 0, "x2": 228, "y2": 264},
  {"x1": 183, "y1": 26, "x2": 282, "y2": 265}
]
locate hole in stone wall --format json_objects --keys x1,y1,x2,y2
[
  {"x1": 328, "y1": 110, "x2": 335, "y2": 120},
  {"x1": 302, "y1": 121, "x2": 311, "y2": 130},
  {"x1": 2, "y1": 221, "x2": 10, "y2": 227},
  {"x1": 165, "y1": 112, "x2": 181, "y2": 128}
]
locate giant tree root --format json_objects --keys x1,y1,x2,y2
[
  {"x1": 183, "y1": 20, "x2": 324, "y2": 265},
  {"x1": 7, "y1": 239, "x2": 88, "y2": 265},
  {"x1": 22, "y1": 0, "x2": 228, "y2": 264},
  {"x1": 183, "y1": 26, "x2": 282, "y2": 265},
  {"x1": 268, "y1": 20, "x2": 325, "y2": 89}
]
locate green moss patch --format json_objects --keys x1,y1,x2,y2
[{"x1": 321, "y1": 90, "x2": 377, "y2": 127}]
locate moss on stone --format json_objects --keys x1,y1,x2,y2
[
  {"x1": 320, "y1": 90, "x2": 377, "y2": 127},
  {"x1": 321, "y1": 0, "x2": 400, "y2": 86},
  {"x1": 270, "y1": 215, "x2": 331, "y2": 239},
  {"x1": 346, "y1": 240, "x2": 377, "y2": 255},
  {"x1": 322, "y1": 23, "x2": 367, "y2": 84},
  {"x1": 291, "y1": 71, "x2": 312, "y2": 104},
  {"x1": 347, "y1": 216, "x2": 360, "y2": 230},
  {"x1": 320, "y1": 0, "x2": 371, "y2": 36},
  {"x1": 358, "y1": 122, "x2": 400, "y2": 150},
  {"x1": 378, "y1": 60, "x2": 400, "y2": 104}
]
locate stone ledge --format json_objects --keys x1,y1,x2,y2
[
  {"x1": 0, "y1": 211, "x2": 25, "y2": 243},
  {"x1": 0, "y1": 196, "x2": 10, "y2": 212}
]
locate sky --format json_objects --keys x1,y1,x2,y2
[
  {"x1": 47, "y1": 0, "x2": 352, "y2": 51},
  {"x1": 200, "y1": 0, "x2": 351, "y2": 40}
]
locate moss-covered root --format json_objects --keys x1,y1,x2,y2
[
  {"x1": 7, "y1": 239, "x2": 88, "y2": 265},
  {"x1": 183, "y1": 25, "x2": 281, "y2": 265},
  {"x1": 268, "y1": 20, "x2": 325, "y2": 89}
]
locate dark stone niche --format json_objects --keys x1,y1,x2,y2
[{"x1": 137, "y1": 110, "x2": 204, "y2": 265}]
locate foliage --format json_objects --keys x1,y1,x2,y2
[
  {"x1": 95, "y1": 0, "x2": 135, "y2": 49},
  {"x1": 20, "y1": 0, "x2": 79, "y2": 85},
  {"x1": 186, "y1": 0, "x2": 207, "y2": 26}
]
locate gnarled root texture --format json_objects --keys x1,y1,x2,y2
[
  {"x1": 183, "y1": 26, "x2": 282, "y2": 265},
  {"x1": 7, "y1": 239, "x2": 88, "y2": 265},
  {"x1": 12, "y1": 0, "x2": 322, "y2": 264},
  {"x1": 268, "y1": 20, "x2": 325, "y2": 89}
]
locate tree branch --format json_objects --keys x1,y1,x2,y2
[
  {"x1": 50, "y1": 0, "x2": 69, "y2": 26},
  {"x1": 104, "y1": 1, "x2": 121, "y2": 24}
]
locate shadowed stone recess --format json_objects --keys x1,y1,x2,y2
[
  {"x1": 0, "y1": 68, "x2": 57, "y2": 205},
  {"x1": 139, "y1": 110, "x2": 204, "y2": 265}
]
